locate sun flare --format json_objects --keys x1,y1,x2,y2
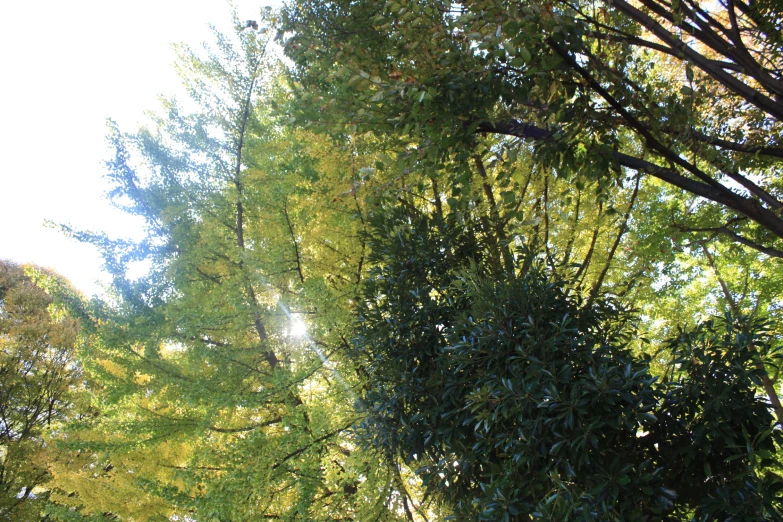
[{"x1": 290, "y1": 318, "x2": 308, "y2": 339}]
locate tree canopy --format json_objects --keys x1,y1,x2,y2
[
  {"x1": 281, "y1": 0, "x2": 783, "y2": 242},
  {"x1": 0, "y1": 260, "x2": 83, "y2": 520},
  {"x1": 19, "y1": 2, "x2": 783, "y2": 520}
]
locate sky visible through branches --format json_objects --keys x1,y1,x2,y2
[{"x1": 0, "y1": 0, "x2": 277, "y2": 295}]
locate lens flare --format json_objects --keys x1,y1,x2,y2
[{"x1": 290, "y1": 317, "x2": 308, "y2": 338}]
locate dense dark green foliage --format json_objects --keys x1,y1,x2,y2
[
  {"x1": 655, "y1": 319, "x2": 783, "y2": 520},
  {"x1": 354, "y1": 207, "x2": 783, "y2": 521}
]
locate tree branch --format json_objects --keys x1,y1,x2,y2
[
  {"x1": 478, "y1": 119, "x2": 783, "y2": 240},
  {"x1": 282, "y1": 197, "x2": 306, "y2": 284},
  {"x1": 587, "y1": 31, "x2": 745, "y2": 73},
  {"x1": 272, "y1": 421, "x2": 356, "y2": 470},
  {"x1": 209, "y1": 416, "x2": 282, "y2": 433},
  {"x1": 611, "y1": 0, "x2": 783, "y2": 118},
  {"x1": 474, "y1": 155, "x2": 514, "y2": 273},
  {"x1": 588, "y1": 174, "x2": 641, "y2": 303},
  {"x1": 672, "y1": 223, "x2": 783, "y2": 258}
]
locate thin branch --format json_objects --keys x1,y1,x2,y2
[
  {"x1": 684, "y1": 128, "x2": 783, "y2": 159},
  {"x1": 588, "y1": 174, "x2": 641, "y2": 303},
  {"x1": 209, "y1": 416, "x2": 282, "y2": 433},
  {"x1": 700, "y1": 243, "x2": 738, "y2": 313},
  {"x1": 282, "y1": 197, "x2": 306, "y2": 284},
  {"x1": 561, "y1": 186, "x2": 582, "y2": 268},
  {"x1": 588, "y1": 31, "x2": 744, "y2": 73},
  {"x1": 353, "y1": 190, "x2": 367, "y2": 286},
  {"x1": 575, "y1": 202, "x2": 602, "y2": 286},
  {"x1": 542, "y1": 171, "x2": 555, "y2": 269},
  {"x1": 272, "y1": 421, "x2": 356, "y2": 470},
  {"x1": 478, "y1": 119, "x2": 783, "y2": 240},
  {"x1": 474, "y1": 155, "x2": 514, "y2": 273},
  {"x1": 431, "y1": 177, "x2": 444, "y2": 220},
  {"x1": 672, "y1": 223, "x2": 783, "y2": 258}
]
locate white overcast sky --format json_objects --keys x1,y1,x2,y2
[{"x1": 0, "y1": 0, "x2": 278, "y2": 296}]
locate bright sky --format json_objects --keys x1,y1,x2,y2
[{"x1": 0, "y1": 0, "x2": 278, "y2": 296}]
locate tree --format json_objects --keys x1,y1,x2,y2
[
  {"x1": 279, "y1": 0, "x2": 783, "y2": 437},
  {"x1": 48, "y1": 15, "x2": 414, "y2": 521},
  {"x1": 42, "y1": 3, "x2": 783, "y2": 520},
  {"x1": 353, "y1": 204, "x2": 783, "y2": 520},
  {"x1": 280, "y1": 0, "x2": 783, "y2": 249},
  {"x1": 0, "y1": 260, "x2": 82, "y2": 520}
]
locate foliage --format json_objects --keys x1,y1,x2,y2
[
  {"x1": 37, "y1": 3, "x2": 783, "y2": 520},
  {"x1": 354, "y1": 207, "x2": 783, "y2": 520},
  {"x1": 46, "y1": 15, "x2": 414, "y2": 521},
  {"x1": 0, "y1": 260, "x2": 82, "y2": 520},
  {"x1": 279, "y1": 0, "x2": 783, "y2": 485},
  {"x1": 281, "y1": 0, "x2": 783, "y2": 246},
  {"x1": 279, "y1": 0, "x2": 783, "y2": 387}
]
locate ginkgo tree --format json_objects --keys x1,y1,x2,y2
[{"x1": 46, "y1": 14, "x2": 417, "y2": 521}]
